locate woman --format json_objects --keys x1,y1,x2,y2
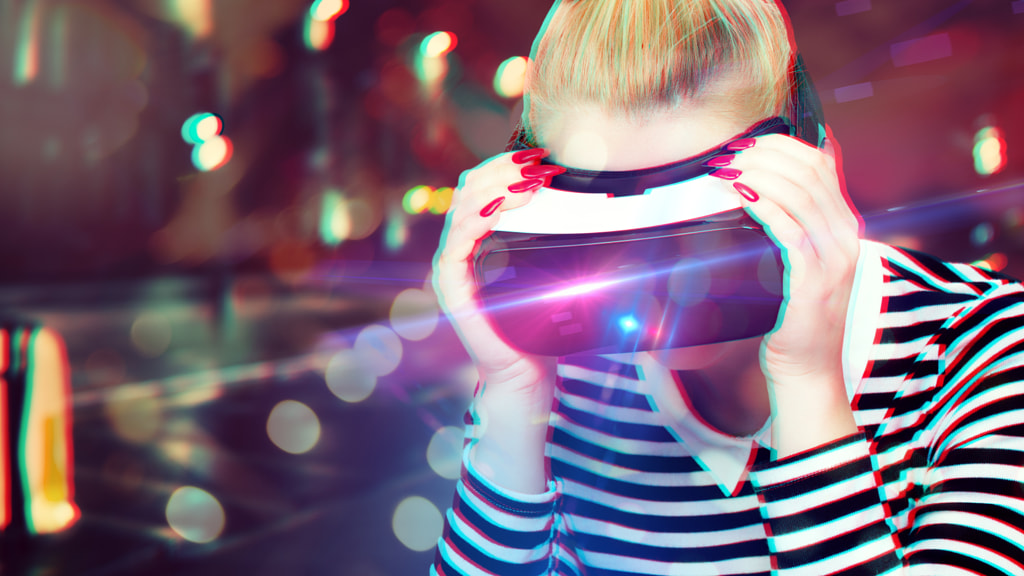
[{"x1": 432, "y1": 1, "x2": 1024, "y2": 574}]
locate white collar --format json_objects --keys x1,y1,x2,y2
[{"x1": 602, "y1": 239, "x2": 884, "y2": 497}]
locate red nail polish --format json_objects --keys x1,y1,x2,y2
[
  {"x1": 512, "y1": 148, "x2": 549, "y2": 164},
  {"x1": 710, "y1": 168, "x2": 742, "y2": 180},
  {"x1": 480, "y1": 196, "x2": 505, "y2": 217},
  {"x1": 703, "y1": 155, "x2": 735, "y2": 168},
  {"x1": 521, "y1": 165, "x2": 566, "y2": 179},
  {"x1": 508, "y1": 179, "x2": 544, "y2": 194},
  {"x1": 725, "y1": 138, "x2": 757, "y2": 151},
  {"x1": 734, "y1": 182, "x2": 759, "y2": 202}
]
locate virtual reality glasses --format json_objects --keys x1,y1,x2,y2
[{"x1": 473, "y1": 117, "x2": 809, "y2": 357}]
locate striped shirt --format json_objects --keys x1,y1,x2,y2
[{"x1": 433, "y1": 241, "x2": 1024, "y2": 575}]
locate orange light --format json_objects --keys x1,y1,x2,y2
[
  {"x1": 429, "y1": 187, "x2": 454, "y2": 214},
  {"x1": 421, "y1": 32, "x2": 457, "y2": 58},
  {"x1": 494, "y1": 56, "x2": 527, "y2": 99},
  {"x1": 191, "y1": 136, "x2": 233, "y2": 172},
  {"x1": 973, "y1": 126, "x2": 1007, "y2": 177},
  {"x1": 304, "y1": 14, "x2": 336, "y2": 51},
  {"x1": 310, "y1": 0, "x2": 348, "y2": 22}
]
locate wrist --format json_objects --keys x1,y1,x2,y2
[{"x1": 769, "y1": 375, "x2": 857, "y2": 460}]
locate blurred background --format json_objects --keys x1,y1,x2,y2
[{"x1": 0, "y1": 0, "x2": 1021, "y2": 573}]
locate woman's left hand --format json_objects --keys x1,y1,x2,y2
[{"x1": 710, "y1": 132, "x2": 862, "y2": 458}]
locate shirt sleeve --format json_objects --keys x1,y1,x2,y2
[
  {"x1": 750, "y1": 286, "x2": 1024, "y2": 576},
  {"x1": 432, "y1": 401, "x2": 561, "y2": 576},
  {"x1": 748, "y1": 433, "x2": 903, "y2": 575},
  {"x1": 900, "y1": 287, "x2": 1024, "y2": 574}
]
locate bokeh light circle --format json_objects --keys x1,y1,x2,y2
[
  {"x1": 166, "y1": 486, "x2": 225, "y2": 544},
  {"x1": 304, "y1": 15, "x2": 335, "y2": 51},
  {"x1": 389, "y1": 288, "x2": 439, "y2": 341},
  {"x1": 403, "y1": 186, "x2": 433, "y2": 215},
  {"x1": 192, "y1": 135, "x2": 233, "y2": 172},
  {"x1": 420, "y1": 31, "x2": 456, "y2": 58},
  {"x1": 131, "y1": 311, "x2": 172, "y2": 358},
  {"x1": 426, "y1": 426, "x2": 463, "y2": 480},
  {"x1": 494, "y1": 56, "x2": 528, "y2": 99},
  {"x1": 354, "y1": 325, "x2": 403, "y2": 376},
  {"x1": 266, "y1": 400, "x2": 321, "y2": 454},
  {"x1": 325, "y1": 349, "x2": 378, "y2": 403},
  {"x1": 105, "y1": 385, "x2": 163, "y2": 443},
  {"x1": 311, "y1": 0, "x2": 348, "y2": 21},
  {"x1": 181, "y1": 112, "x2": 221, "y2": 144},
  {"x1": 194, "y1": 115, "x2": 223, "y2": 142},
  {"x1": 392, "y1": 496, "x2": 443, "y2": 552},
  {"x1": 971, "y1": 222, "x2": 995, "y2": 247},
  {"x1": 429, "y1": 187, "x2": 454, "y2": 215}
]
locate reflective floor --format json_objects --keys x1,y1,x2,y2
[{"x1": 1, "y1": 265, "x2": 474, "y2": 575}]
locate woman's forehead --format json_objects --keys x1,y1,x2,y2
[{"x1": 538, "y1": 104, "x2": 754, "y2": 172}]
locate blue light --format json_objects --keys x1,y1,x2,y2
[{"x1": 618, "y1": 315, "x2": 639, "y2": 333}]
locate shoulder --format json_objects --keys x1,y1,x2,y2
[
  {"x1": 868, "y1": 242, "x2": 1023, "y2": 325},
  {"x1": 873, "y1": 242, "x2": 1021, "y2": 296}
]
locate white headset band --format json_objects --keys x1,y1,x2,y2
[{"x1": 492, "y1": 174, "x2": 742, "y2": 234}]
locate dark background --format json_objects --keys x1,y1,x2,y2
[{"x1": 0, "y1": 0, "x2": 1021, "y2": 574}]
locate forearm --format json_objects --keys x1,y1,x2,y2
[
  {"x1": 769, "y1": 374, "x2": 858, "y2": 459},
  {"x1": 471, "y1": 382, "x2": 554, "y2": 494}
]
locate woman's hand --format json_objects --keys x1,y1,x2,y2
[
  {"x1": 710, "y1": 133, "x2": 861, "y2": 458},
  {"x1": 434, "y1": 149, "x2": 564, "y2": 400},
  {"x1": 434, "y1": 148, "x2": 565, "y2": 492}
]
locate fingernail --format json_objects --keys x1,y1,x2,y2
[
  {"x1": 734, "y1": 182, "x2": 759, "y2": 202},
  {"x1": 521, "y1": 165, "x2": 565, "y2": 179},
  {"x1": 703, "y1": 155, "x2": 735, "y2": 168},
  {"x1": 508, "y1": 179, "x2": 544, "y2": 194},
  {"x1": 725, "y1": 138, "x2": 757, "y2": 151},
  {"x1": 480, "y1": 196, "x2": 505, "y2": 217},
  {"x1": 709, "y1": 168, "x2": 742, "y2": 180},
  {"x1": 512, "y1": 148, "x2": 549, "y2": 164}
]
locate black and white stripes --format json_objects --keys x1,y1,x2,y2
[{"x1": 434, "y1": 241, "x2": 1024, "y2": 575}]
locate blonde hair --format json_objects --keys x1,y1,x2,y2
[{"x1": 523, "y1": 0, "x2": 795, "y2": 143}]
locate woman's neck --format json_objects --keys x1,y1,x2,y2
[{"x1": 653, "y1": 338, "x2": 771, "y2": 438}]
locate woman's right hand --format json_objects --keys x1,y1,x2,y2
[
  {"x1": 433, "y1": 148, "x2": 565, "y2": 407},
  {"x1": 434, "y1": 147, "x2": 566, "y2": 493}
]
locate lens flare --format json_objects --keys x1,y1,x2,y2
[
  {"x1": 618, "y1": 315, "x2": 639, "y2": 333},
  {"x1": 542, "y1": 279, "x2": 620, "y2": 300}
]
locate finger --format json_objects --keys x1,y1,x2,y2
[
  {"x1": 732, "y1": 169, "x2": 844, "y2": 279},
  {"x1": 742, "y1": 134, "x2": 859, "y2": 238},
  {"x1": 726, "y1": 139, "x2": 858, "y2": 264}
]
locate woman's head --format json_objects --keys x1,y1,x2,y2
[{"x1": 523, "y1": 0, "x2": 795, "y2": 158}]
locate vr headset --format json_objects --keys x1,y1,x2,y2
[{"x1": 473, "y1": 59, "x2": 826, "y2": 357}]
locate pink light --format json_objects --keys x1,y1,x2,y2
[{"x1": 541, "y1": 279, "x2": 620, "y2": 300}]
